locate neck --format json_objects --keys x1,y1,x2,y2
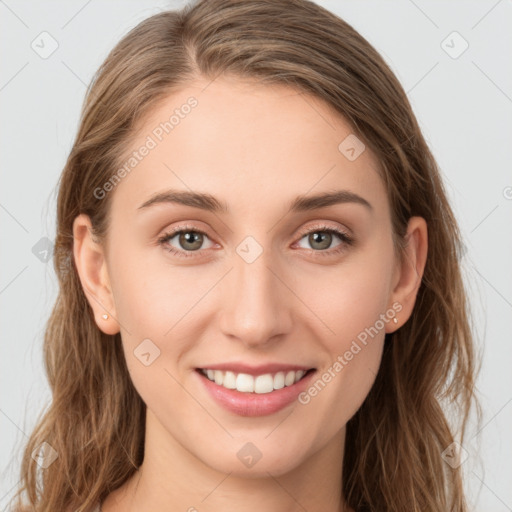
[{"x1": 102, "y1": 409, "x2": 350, "y2": 512}]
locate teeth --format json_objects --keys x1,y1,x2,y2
[
  {"x1": 201, "y1": 368, "x2": 309, "y2": 394},
  {"x1": 223, "y1": 371, "x2": 237, "y2": 389},
  {"x1": 284, "y1": 370, "x2": 295, "y2": 386},
  {"x1": 236, "y1": 373, "x2": 254, "y2": 392},
  {"x1": 254, "y1": 374, "x2": 274, "y2": 394},
  {"x1": 273, "y1": 371, "x2": 285, "y2": 390}
]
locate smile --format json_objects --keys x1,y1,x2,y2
[{"x1": 199, "y1": 368, "x2": 312, "y2": 394}]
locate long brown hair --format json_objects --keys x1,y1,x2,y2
[{"x1": 10, "y1": 0, "x2": 480, "y2": 510}]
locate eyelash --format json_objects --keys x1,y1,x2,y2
[{"x1": 157, "y1": 223, "x2": 354, "y2": 259}]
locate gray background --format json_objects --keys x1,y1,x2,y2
[{"x1": 1, "y1": 0, "x2": 511, "y2": 510}]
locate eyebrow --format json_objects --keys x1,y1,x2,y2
[{"x1": 137, "y1": 189, "x2": 373, "y2": 214}]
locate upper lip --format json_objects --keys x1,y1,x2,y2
[{"x1": 197, "y1": 363, "x2": 315, "y2": 376}]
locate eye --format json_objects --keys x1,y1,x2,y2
[
  {"x1": 157, "y1": 225, "x2": 216, "y2": 258},
  {"x1": 157, "y1": 223, "x2": 354, "y2": 259},
  {"x1": 294, "y1": 224, "x2": 354, "y2": 257}
]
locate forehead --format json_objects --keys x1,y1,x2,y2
[{"x1": 109, "y1": 76, "x2": 387, "y2": 219}]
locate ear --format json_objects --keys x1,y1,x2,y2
[
  {"x1": 386, "y1": 216, "x2": 428, "y2": 332},
  {"x1": 72, "y1": 213, "x2": 120, "y2": 335}
]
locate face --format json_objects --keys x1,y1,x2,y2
[{"x1": 76, "y1": 76, "x2": 421, "y2": 478}]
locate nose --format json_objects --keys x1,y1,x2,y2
[{"x1": 218, "y1": 245, "x2": 293, "y2": 349}]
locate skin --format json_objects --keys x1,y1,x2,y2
[{"x1": 73, "y1": 76, "x2": 428, "y2": 512}]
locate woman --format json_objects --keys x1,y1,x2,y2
[{"x1": 10, "y1": 0, "x2": 480, "y2": 510}]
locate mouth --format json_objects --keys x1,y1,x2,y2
[
  {"x1": 195, "y1": 367, "x2": 316, "y2": 394},
  {"x1": 195, "y1": 365, "x2": 317, "y2": 416}
]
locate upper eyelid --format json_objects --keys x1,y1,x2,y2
[
  {"x1": 296, "y1": 223, "x2": 349, "y2": 237},
  {"x1": 160, "y1": 221, "x2": 349, "y2": 239}
]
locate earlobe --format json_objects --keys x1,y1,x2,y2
[
  {"x1": 387, "y1": 216, "x2": 428, "y2": 332},
  {"x1": 72, "y1": 213, "x2": 120, "y2": 335}
]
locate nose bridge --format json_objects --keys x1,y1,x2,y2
[{"x1": 218, "y1": 237, "x2": 292, "y2": 346}]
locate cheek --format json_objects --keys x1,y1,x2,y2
[
  {"x1": 297, "y1": 246, "x2": 394, "y2": 349},
  {"x1": 108, "y1": 239, "x2": 208, "y2": 336},
  {"x1": 108, "y1": 253, "x2": 192, "y2": 417},
  {"x1": 106, "y1": 245, "x2": 215, "y2": 401},
  {"x1": 293, "y1": 244, "x2": 393, "y2": 410}
]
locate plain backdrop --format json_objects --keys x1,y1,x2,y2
[{"x1": 1, "y1": 0, "x2": 511, "y2": 510}]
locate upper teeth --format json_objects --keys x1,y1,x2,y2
[{"x1": 202, "y1": 369, "x2": 307, "y2": 394}]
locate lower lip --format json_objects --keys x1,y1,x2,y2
[{"x1": 196, "y1": 369, "x2": 316, "y2": 417}]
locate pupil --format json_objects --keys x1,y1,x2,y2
[
  {"x1": 181, "y1": 231, "x2": 202, "y2": 250},
  {"x1": 311, "y1": 232, "x2": 331, "y2": 250}
]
